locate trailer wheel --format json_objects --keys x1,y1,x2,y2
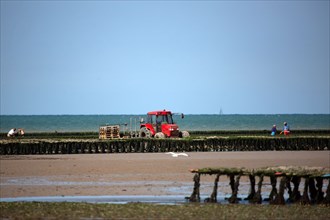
[
  {"x1": 155, "y1": 132, "x2": 165, "y2": 139},
  {"x1": 139, "y1": 127, "x2": 152, "y2": 138},
  {"x1": 180, "y1": 131, "x2": 190, "y2": 138}
]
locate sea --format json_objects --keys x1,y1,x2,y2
[{"x1": 0, "y1": 114, "x2": 329, "y2": 133}]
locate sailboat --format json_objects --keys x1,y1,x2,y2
[{"x1": 219, "y1": 107, "x2": 223, "y2": 115}]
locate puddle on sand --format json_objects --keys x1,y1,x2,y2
[
  {"x1": 0, "y1": 195, "x2": 263, "y2": 205},
  {"x1": 0, "y1": 195, "x2": 185, "y2": 204},
  {"x1": 1, "y1": 176, "x2": 311, "y2": 205}
]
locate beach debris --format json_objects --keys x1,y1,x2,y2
[{"x1": 165, "y1": 152, "x2": 189, "y2": 157}]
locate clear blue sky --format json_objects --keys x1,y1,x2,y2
[{"x1": 1, "y1": 1, "x2": 329, "y2": 115}]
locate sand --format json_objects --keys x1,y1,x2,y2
[{"x1": 1, "y1": 151, "x2": 329, "y2": 198}]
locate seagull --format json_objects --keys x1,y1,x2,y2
[{"x1": 165, "y1": 152, "x2": 189, "y2": 157}]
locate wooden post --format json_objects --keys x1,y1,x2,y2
[
  {"x1": 252, "y1": 175, "x2": 264, "y2": 204},
  {"x1": 273, "y1": 176, "x2": 286, "y2": 205},
  {"x1": 301, "y1": 177, "x2": 311, "y2": 205},
  {"x1": 245, "y1": 175, "x2": 256, "y2": 201},
  {"x1": 291, "y1": 176, "x2": 302, "y2": 203},
  {"x1": 286, "y1": 176, "x2": 292, "y2": 202},
  {"x1": 315, "y1": 177, "x2": 324, "y2": 204},
  {"x1": 210, "y1": 174, "x2": 221, "y2": 203},
  {"x1": 228, "y1": 175, "x2": 241, "y2": 204},
  {"x1": 229, "y1": 174, "x2": 235, "y2": 194},
  {"x1": 269, "y1": 175, "x2": 278, "y2": 204},
  {"x1": 189, "y1": 173, "x2": 200, "y2": 202},
  {"x1": 324, "y1": 178, "x2": 330, "y2": 204},
  {"x1": 308, "y1": 178, "x2": 317, "y2": 204}
]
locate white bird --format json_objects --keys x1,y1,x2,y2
[{"x1": 165, "y1": 152, "x2": 189, "y2": 157}]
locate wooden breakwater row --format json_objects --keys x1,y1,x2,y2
[
  {"x1": 190, "y1": 129, "x2": 330, "y2": 136},
  {"x1": 1, "y1": 129, "x2": 329, "y2": 139},
  {"x1": 188, "y1": 166, "x2": 330, "y2": 205},
  {"x1": 0, "y1": 137, "x2": 329, "y2": 155}
]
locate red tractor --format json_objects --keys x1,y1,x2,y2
[{"x1": 139, "y1": 110, "x2": 190, "y2": 138}]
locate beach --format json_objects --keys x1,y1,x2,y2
[{"x1": 1, "y1": 151, "x2": 329, "y2": 198}]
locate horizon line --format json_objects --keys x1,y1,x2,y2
[{"x1": 1, "y1": 113, "x2": 329, "y2": 116}]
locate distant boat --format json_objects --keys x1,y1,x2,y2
[{"x1": 219, "y1": 108, "x2": 223, "y2": 115}]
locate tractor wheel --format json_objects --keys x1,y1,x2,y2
[
  {"x1": 180, "y1": 131, "x2": 190, "y2": 138},
  {"x1": 139, "y1": 127, "x2": 152, "y2": 138},
  {"x1": 155, "y1": 132, "x2": 165, "y2": 139}
]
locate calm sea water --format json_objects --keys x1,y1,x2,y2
[{"x1": 0, "y1": 114, "x2": 329, "y2": 133}]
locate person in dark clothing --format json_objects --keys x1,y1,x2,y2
[{"x1": 271, "y1": 125, "x2": 277, "y2": 136}]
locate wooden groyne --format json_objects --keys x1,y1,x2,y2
[
  {"x1": 1, "y1": 129, "x2": 329, "y2": 139},
  {"x1": 188, "y1": 166, "x2": 330, "y2": 205},
  {"x1": 0, "y1": 137, "x2": 329, "y2": 155}
]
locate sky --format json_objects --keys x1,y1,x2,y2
[{"x1": 1, "y1": 0, "x2": 329, "y2": 115}]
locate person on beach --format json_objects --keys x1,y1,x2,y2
[
  {"x1": 7, "y1": 128, "x2": 17, "y2": 137},
  {"x1": 280, "y1": 122, "x2": 290, "y2": 135},
  {"x1": 18, "y1": 128, "x2": 25, "y2": 137},
  {"x1": 271, "y1": 125, "x2": 277, "y2": 136}
]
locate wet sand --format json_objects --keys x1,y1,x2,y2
[{"x1": 1, "y1": 151, "x2": 329, "y2": 198}]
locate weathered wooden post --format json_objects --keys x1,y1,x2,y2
[
  {"x1": 189, "y1": 173, "x2": 200, "y2": 202},
  {"x1": 94, "y1": 143, "x2": 100, "y2": 153},
  {"x1": 87, "y1": 143, "x2": 92, "y2": 153},
  {"x1": 74, "y1": 142, "x2": 79, "y2": 154},
  {"x1": 273, "y1": 176, "x2": 286, "y2": 205},
  {"x1": 268, "y1": 175, "x2": 278, "y2": 204},
  {"x1": 308, "y1": 177, "x2": 317, "y2": 203},
  {"x1": 286, "y1": 176, "x2": 292, "y2": 201},
  {"x1": 301, "y1": 177, "x2": 311, "y2": 205},
  {"x1": 229, "y1": 174, "x2": 235, "y2": 195},
  {"x1": 252, "y1": 174, "x2": 264, "y2": 204},
  {"x1": 100, "y1": 142, "x2": 105, "y2": 153},
  {"x1": 209, "y1": 174, "x2": 221, "y2": 203},
  {"x1": 228, "y1": 175, "x2": 241, "y2": 204},
  {"x1": 324, "y1": 178, "x2": 330, "y2": 204},
  {"x1": 245, "y1": 174, "x2": 256, "y2": 201},
  {"x1": 315, "y1": 177, "x2": 324, "y2": 204},
  {"x1": 144, "y1": 141, "x2": 149, "y2": 152},
  {"x1": 291, "y1": 176, "x2": 302, "y2": 203},
  {"x1": 115, "y1": 141, "x2": 120, "y2": 153}
]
